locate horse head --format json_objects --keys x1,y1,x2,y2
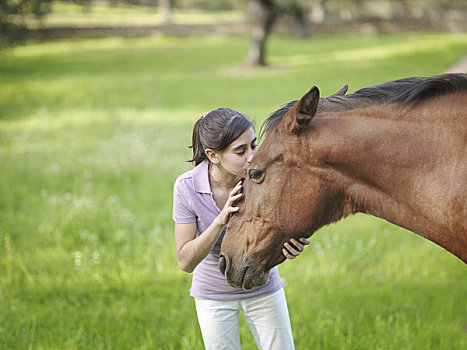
[{"x1": 219, "y1": 86, "x2": 350, "y2": 290}]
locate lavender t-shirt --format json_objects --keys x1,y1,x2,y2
[{"x1": 173, "y1": 160, "x2": 283, "y2": 301}]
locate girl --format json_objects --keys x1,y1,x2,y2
[{"x1": 173, "y1": 108, "x2": 309, "y2": 349}]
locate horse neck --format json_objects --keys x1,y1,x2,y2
[{"x1": 314, "y1": 102, "x2": 466, "y2": 261}]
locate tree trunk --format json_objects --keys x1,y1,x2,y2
[
  {"x1": 291, "y1": 6, "x2": 309, "y2": 39},
  {"x1": 311, "y1": 0, "x2": 325, "y2": 24},
  {"x1": 159, "y1": 0, "x2": 172, "y2": 25},
  {"x1": 246, "y1": 0, "x2": 276, "y2": 67}
]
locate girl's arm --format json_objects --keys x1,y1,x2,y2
[
  {"x1": 175, "y1": 181, "x2": 243, "y2": 273},
  {"x1": 175, "y1": 221, "x2": 223, "y2": 273}
]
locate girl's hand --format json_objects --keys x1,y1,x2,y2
[
  {"x1": 215, "y1": 181, "x2": 243, "y2": 226},
  {"x1": 282, "y1": 237, "x2": 310, "y2": 259}
]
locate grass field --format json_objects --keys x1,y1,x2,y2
[{"x1": 0, "y1": 31, "x2": 466, "y2": 349}]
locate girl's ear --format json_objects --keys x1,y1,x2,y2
[{"x1": 205, "y1": 149, "x2": 220, "y2": 164}]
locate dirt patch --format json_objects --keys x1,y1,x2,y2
[{"x1": 445, "y1": 56, "x2": 467, "y2": 73}]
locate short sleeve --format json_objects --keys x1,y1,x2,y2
[{"x1": 173, "y1": 179, "x2": 197, "y2": 224}]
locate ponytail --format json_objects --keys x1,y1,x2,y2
[{"x1": 188, "y1": 117, "x2": 207, "y2": 166}]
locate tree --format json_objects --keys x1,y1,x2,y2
[
  {"x1": 246, "y1": 0, "x2": 277, "y2": 67},
  {"x1": 245, "y1": 0, "x2": 310, "y2": 67},
  {"x1": 159, "y1": 0, "x2": 172, "y2": 24},
  {"x1": 1, "y1": 0, "x2": 54, "y2": 46}
]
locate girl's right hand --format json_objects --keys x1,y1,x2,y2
[{"x1": 216, "y1": 181, "x2": 243, "y2": 225}]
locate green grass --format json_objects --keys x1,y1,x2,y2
[{"x1": 1, "y1": 31, "x2": 466, "y2": 349}]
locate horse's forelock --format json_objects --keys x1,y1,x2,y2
[{"x1": 260, "y1": 100, "x2": 297, "y2": 139}]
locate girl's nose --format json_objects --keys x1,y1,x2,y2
[{"x1": 246, "y1": 149, "x2": 255, "y2": 163}]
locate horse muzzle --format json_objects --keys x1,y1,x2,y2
[{"x1": 219, "y1": 252, "x2": 269, "y2": 290}]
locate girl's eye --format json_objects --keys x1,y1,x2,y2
[
  {"x1": 252, "y1": 144, "x2": 257, "y2": 150},
  {"x1": 236, "y1": 150, "x2": 246, "y2": 155}
]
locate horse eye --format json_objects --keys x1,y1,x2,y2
[{"x1": 249, "y1": 169, "x2": 264, "y2": 182}]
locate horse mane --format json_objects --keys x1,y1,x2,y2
[{"x1": 261, "y1": 73, "x2": 467, "y2": 138}]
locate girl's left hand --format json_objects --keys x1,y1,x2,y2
[{"x1": 282, "y1": 237, "x2": 310, "y2": 259}]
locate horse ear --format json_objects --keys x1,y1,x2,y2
[
  {"x1": 328, "y1": 84, "x2": 348, "y2": 98},
  {"x1": 299, "y1": 86, "x2": 320, "y2": 115},
  {"x1": 286, "y1": 86, "x2": 320, "y2": 134}
]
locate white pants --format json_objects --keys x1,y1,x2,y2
[{"x1": 195, "y1": 288, "x2": 295, "y2": 350}]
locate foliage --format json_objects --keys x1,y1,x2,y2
[
  {"x1": 1, "y1": 0, "x2": 53, "y2": 47},
  {"x1": 1, "y1": 0, "x2": 53, "y2": 17},
  {"x1": 0, "y1": 32, "x2": 466, "y2": 349}
]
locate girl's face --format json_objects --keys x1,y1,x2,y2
[{"x1": 218, "y1": 127, "x2": 257, "y2": 177}]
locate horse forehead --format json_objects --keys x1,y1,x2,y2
[
  {"x1": 262, "y1": 132, "x2": 299, "y2": 156},
  {"x1": 250, "y1": 140, "x2": 278, "y2": 166}
]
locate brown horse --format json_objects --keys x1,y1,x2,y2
[{"x1": 219, "y1": 73, "x2": 467, "y2": 290}]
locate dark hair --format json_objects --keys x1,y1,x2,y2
[
  {"x1": 189, "y1": 108, "x2": 254, "y2": 166},
  {"x1": 260, "y1": 100, "x2": 296, "y2": 139}
]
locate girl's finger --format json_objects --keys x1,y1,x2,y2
[
  {"x1": 228, "y1": 193, "x2": 242, "y2": 203},
  {"x1": 229, "y1": 187, "x2": 242, "y2": 197},
  {"x1": 231, "y1": 181, "x2": 242, "y2": 191},
  {"x1": 299, "y1": 237, "x2": 311, "y2": 245},
  {"x1": 231, "y1": 192, "x2": 243, "y2": 199},
  {"x1": 284, "y1": 242, "x2": 299, "y2": 256},
  {"x1": 282, "y1": 248, "x2": 295, "y2": 259},
  {"x1": 290, "y1": 238, "x2": 304, "y2": 251}
]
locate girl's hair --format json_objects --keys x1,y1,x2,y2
[{"x1": 189, "y1": 108, "x2": 254, "y2": 166}]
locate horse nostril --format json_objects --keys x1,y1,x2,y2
[
  {"x1": 218, "y1": 253, "x2": 230, "y2": 276},
  {"x1": 219, "y1": 255, "x2": 226, "y2": 275}
]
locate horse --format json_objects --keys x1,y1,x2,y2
[{"x1": 219, "y1": 73, "x2": 467, "y2": 290}]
